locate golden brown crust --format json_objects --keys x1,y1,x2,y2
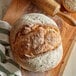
[{"x1": 10, "y1": 24, "x2": 61, "y2": 59}]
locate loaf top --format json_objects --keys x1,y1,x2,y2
[
  {"x1": 10, "y1": 13, "x2": 61, "y2": 58},
  {"x1": 10, "y1": 13, "x2": 63, "y2": 72}
]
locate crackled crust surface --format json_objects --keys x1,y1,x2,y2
[{"x1": 10, "y1": 24, "x2": 61, "y2": 58}]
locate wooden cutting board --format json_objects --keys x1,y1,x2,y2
[{"x1": 3, "y1": 0, "x2": 76, "y2": 76}]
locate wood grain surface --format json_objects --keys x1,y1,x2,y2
[{"x1": 3, "y1": 0, "x2": 76, "y2": 76}]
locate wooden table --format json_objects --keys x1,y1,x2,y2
[{"x1": 3, "y1": 0, "x2": 76, "y2": 76}]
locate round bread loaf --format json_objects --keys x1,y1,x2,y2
[
  {"x1": 10, "y1": 13, "x2": 63, "y2": 72},
  {"x1": 62, "y1": 0, "x2": 76, "y2": 12}
]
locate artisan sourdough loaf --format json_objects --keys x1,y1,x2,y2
[{"x1": 10, "y1": 13, "x2": 63, "y2": 72}]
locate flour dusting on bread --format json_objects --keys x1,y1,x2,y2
[{"x1": 10, "y1": 13, "x2": 63, "y2": 72}]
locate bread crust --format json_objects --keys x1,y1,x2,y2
[
  {"x1": 10, "y1": 13, "x2": 63, "y2": 72},
  {"x1": 10, "y1": 23, "x2": 61, "y2": 59}
]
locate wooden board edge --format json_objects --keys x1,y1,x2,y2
[{"x1": 59, "y1": 36, "x2": 76, "y2": 76}]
